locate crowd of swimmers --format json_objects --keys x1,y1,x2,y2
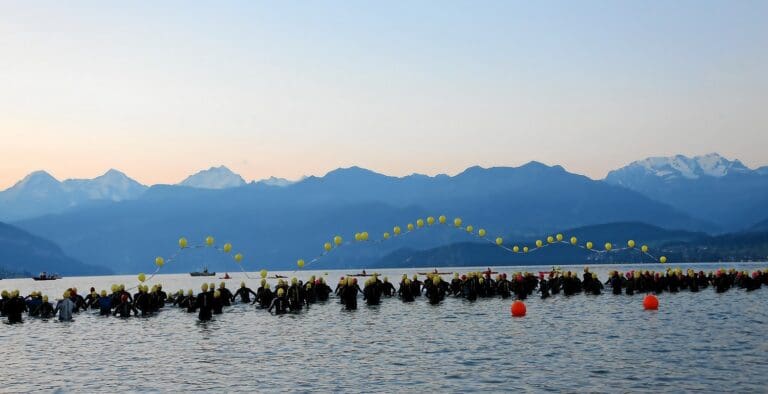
[{"x1": 1, "y1": 267, "x2": 766, "y2": 323}]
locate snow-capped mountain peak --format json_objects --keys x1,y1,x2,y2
[
  {"x1": 179, "y1": 166, "x2": 246, "y2": 189},
  {"x1": 610, "y1": 153, "x2": 751, "y2": 182}
]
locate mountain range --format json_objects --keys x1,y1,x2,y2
[{"x1": 1, "y1": 153, "x2": 767, "y2": 274}]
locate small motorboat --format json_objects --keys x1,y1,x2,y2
[
  {"x1": 346, "y1": 270, "x2": 378, "y2": 277},
  {"x1": 190, "y1": 267, "x2": 216, "y2": 277},
  {"x1": 272, "y1": 275, "x2": 288, "y2": 279},
  {"x1": 219, "y1": 273, "x2": 232, "y2": 280},
  {"x1": 33, "y1": 272, "x2": 61, "y2": 281}
]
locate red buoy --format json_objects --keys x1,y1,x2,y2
[
  {"x1": 643, "y1": 294, "x2": 659, "y2": 310},
  {"x1": 510, "y1": 300, "x2": 526, "y2": 317}
]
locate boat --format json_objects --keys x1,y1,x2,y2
[
  {"x1": 272, "y1": 275, "x2": 288, "y2": 279},
  {"x1": 33, "y1": 272, "x2": 61, "y2": 281},
  {"x1": 219, "y1": 273, "x2": 232, "y2": 279},
  {"x1": 190, "y1": 267, "x2": 215, "y2": 277},
  {"x1": 418, "y1": 269, "x2": 454, "y2": 275},
  {"x1": 346, "y1": 271, "x2": 378, "y2": 277}
]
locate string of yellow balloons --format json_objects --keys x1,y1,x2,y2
[
  {"x1": 133, "y1": 235, "x2": 248, "y2": 288},
  {"x1": 296, "y1": 215, "x2": 668, "y2": 270}
]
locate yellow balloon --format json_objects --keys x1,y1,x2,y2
[
  {"x1": 478, "y1": 229, "x2": 486, "y2": 237},
  {"x1": 361, "y1": 232, "x2": 369, "y2": 241},
  {"x1": 354, "y1": 233, "x2": 361, "y2": 241},
  {"x1": 627, "y1": 240, "x2": 636, "y2": 248},
  {"x1": 334, "y1": 235, "x2": 343, "y2": 246},
  {"x1": 453, "y1": 218, "x2": 462, "y2": 227},
  {"x1": 438, "y1": 215, "x2": 447, "y2": 224},
  {"x1": 260, "y1": 269, "x2": 268, "y2": 278},
  {"x1": 466, "y1": 225, "x2": 474, "y2": 233},
  {"x1": 523, "y1": 246, "x2": 529, "y2": 253},
  {"x1": 393, "y1": 226, "x2": 402, "y2": 235},
  {"x1": 495, "y1": 237, "x2": 503, "y2": 246},
  {"x1": 297, "y1": 259, "x2": 305, "y2": 268},
  {"x1": 586, "y1": 242, "x2": 593, "y2": 250},
  {"x1": 383, "y1": 232, "x2": 391, "y2": 239},
  {"x1": 547, "y1": 236, "x2": 554, "y2": 244},
  {"x1": 407, "y1": 223, "x2": 414, "y2": 231},
  {"x1": 324, "y1": 242, "x2": 332, "y2": 252},
  {"x1": 205, "y1": 236, "x2": 214, "y2": 247},
  {"x1": 416, "y1": 219, "x2": 424, "y2": 228},
  {"x1": 536, "y1": 240, "x2": 543, "y2": 248},
  {"x1": 234, "y1": 253, "x2": 243, "y2": 263},
  {"x1": 660, "y1": 256, "x2": 668, "y2": 264},
  {"x1": 513, "y1": 245, "x2": 520, "y2": 253},
  {"x1": 570, "y1": 236, "x2": 578, "y2": 245},
  {"x1": 605, "y1": 242, "x2": 612, "y2": 251},
  {"x1": 138, "y1": 273, "x2": 146, "y2": 282},
  {"x1": 178, "y1": 237, "x2": 188, "y2": 249},
  {"x1": 427, "y1": 216, "x2": 435, "y2": 226},
  {"x1": 223, "y1": 243, "x2": 232, "y2": 253},
  {"x1": 641, "y1": 245, "x2": 649, "y2": 253},
  {"x1": 154, "y1": 257, "x2": 164, "y2": 267},
  {"x1": 556, "y1": 234, "x2": 563, "y2": 242}
]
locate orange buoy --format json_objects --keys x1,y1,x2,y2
[
  {"x1": 510, "y1": 300, "x2": 526, "y2": 317},
  {"x1": 643, "y1": 294, "x2": 659, "y2": 310}
]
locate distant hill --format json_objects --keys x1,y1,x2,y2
[
  {"x1": 605, "y1": 153, "x2": 768, "y2": 231},
  {"x1": 15, "y1": 164, "x2": 712, "y2": 274},
  {"x1": 0, "y1": 221, "x2": 111, "y2": 276}
]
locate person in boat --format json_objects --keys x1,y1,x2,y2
[
  {"x1": 232, "y1": 282, "x2": 257, "y2": 304},
  {"x1": 196, "y1": 283, "x2": 214, "y2": 321},
  {"x1": 113, "y1": 294, "x2": 139, "y2": 318},
  {"x1": 54, "y1": 291, "x2": 75, "y2": 322},
  {"x1": 217, "y1": 282, "x2": 233, "y2": 307},
  {"x1": 268, "y1": 288, "x2": 289, "y2": 315}
]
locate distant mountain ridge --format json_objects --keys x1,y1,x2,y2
[{"x1": 15, "y1": 162, "x2": 714, "y2": 274}]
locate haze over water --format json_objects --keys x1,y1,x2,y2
[{"x1": 2, "y1": 263, "x2": 767, "y2": 392}]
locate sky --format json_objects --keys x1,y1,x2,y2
[{"x1": 1, "y1": 1, "x2": 767, "y2": 189}]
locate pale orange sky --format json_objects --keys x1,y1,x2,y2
[{"x1": 2, "y1": 2, "x2": 767, "y2": 189}]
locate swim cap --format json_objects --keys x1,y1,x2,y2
[
  {"x1": 100, "y1": 290, "x2": 107, "y2": 297},
  {"x1": 43, "y1": 295, "x2": 48, "y2": 302},
  {"x1": 241, "y1": 281, "x2": 246, "y2": 288},
  {"x1": 188, "y1": 289, "x2": 193, "y2": 296},
  {"x1": 220, "y1": 282, "x2": 226, "y2": 289},
  {"x1": 277, "y1": 288, "x2": 285, "y2": 297},
  {"x1": 291, "y1": 277, "x2": 298, "y2": 285},
  {"x1": 202, "y1": 283, "x2": 209, "y2": 292},
  {"x1": 63, "y1": 291, "x2": 71, "y2": 298},
  {"x1": 383, "y1": 276, "x2": 389, "y2": 282},
  {"x1": 214, "y1": 290, "x2": 221, "y2": 298},
  {"x1": 260, "y1": 279, "x2": 266, "y2": 286}
]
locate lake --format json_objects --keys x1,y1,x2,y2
[{"x1": 1, "y1": 262, "x2": 767, "y2": 392}]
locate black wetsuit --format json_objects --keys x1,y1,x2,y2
[
  {"x1": 233, "y1": 287, "x2": 257, "y2": 303},
  {"x1": 196, "y1": 291, "x2": 214, "y2": 321},
  {"x1": 268, "y1": 296, "x2": 288, "y2": 315}
]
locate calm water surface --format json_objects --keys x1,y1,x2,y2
[{"x1": 1, "y1": 263, "x2": 767, "y2": 393}]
